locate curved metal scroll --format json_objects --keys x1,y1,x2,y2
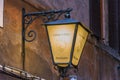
[{"x1": 24, "y1": 15, "x2": 37, "y2": 42}]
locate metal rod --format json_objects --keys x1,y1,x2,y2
[
  {"x1": 24, "y1": 8, "x2": 72, "y2": 17},
  {"x1": 22, "y1": 8, "x2": 26, "y2": 70}
]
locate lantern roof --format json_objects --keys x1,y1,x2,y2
[
  {"x1": 45, "y1": 18, "x2": 79, "y2": 25},
  {"x1": 45, "y1": 18, "x2": 92, "y2": 33}
]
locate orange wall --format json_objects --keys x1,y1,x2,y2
[{"x1": 0, "y1": 0, "x2": 119, "y2": 80}]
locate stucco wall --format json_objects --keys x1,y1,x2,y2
[
  {"x1": 0, "y1": 0, "x2": 119, "y2": 80},
  {"x1": 0, "y1": 0, "x2": 54, "y2": 80}
]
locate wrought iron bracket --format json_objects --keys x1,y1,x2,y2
[{"x1": 22, "y1": 8, "x2": 72, "y2": 70}]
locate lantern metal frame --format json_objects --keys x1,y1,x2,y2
[
  {"x1": 45, "y1": 22, "x2": 78, "y2": 66},
  {"x1": 45, "y1": 19, "x2": 89, "y2": 67}
]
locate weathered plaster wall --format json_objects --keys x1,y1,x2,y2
[
  {"x1": 0, "y1": 0, "x2": 54, "y2": 80},
  {"x1": 77, "y1": 36, "x2": 119, "y2": 80},
  {"x1": 0, "y1": 0, "x2": 119, "y2": 80}
]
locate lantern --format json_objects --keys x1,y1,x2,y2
[{"x1": 45, "y1": 18, "x2": 90, "y2": 68}]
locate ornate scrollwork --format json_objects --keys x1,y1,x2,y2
[
  {"x1": 24, "y1": 16, "x2": 39, "y2": 42},
  {"x1": 25, "y1": 30, "x2": 36, "y2": 42},
  {"x1": 23, "y1": 8, "x2": 72, "y2": 43},
  {"x1": 42, "y1": 13, "x2": 56, "y2": 22},
  {"x1": 24, "y1": 15, "x2": 32, "y2": 24}
]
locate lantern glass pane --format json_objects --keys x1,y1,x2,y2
[
  {"x1": 47, "y1": 24, "x2": 76, "y2": 65},
  {"x1": 58, "y1": 64, "x2": 68, "y2": 67},
  {"x1": 72, "y1": 24, "x2": 88, "y2": 66}
]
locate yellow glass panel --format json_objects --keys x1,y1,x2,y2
[
  {"x1": 47, "y1": 24, "x2": 75, "y2": 65},
  {"x1": 72, "y1": 25, "x2": 88, "y2": 66},
  {"x1": 58, "y1": 64, "x2": 68, "y2": 67}
]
